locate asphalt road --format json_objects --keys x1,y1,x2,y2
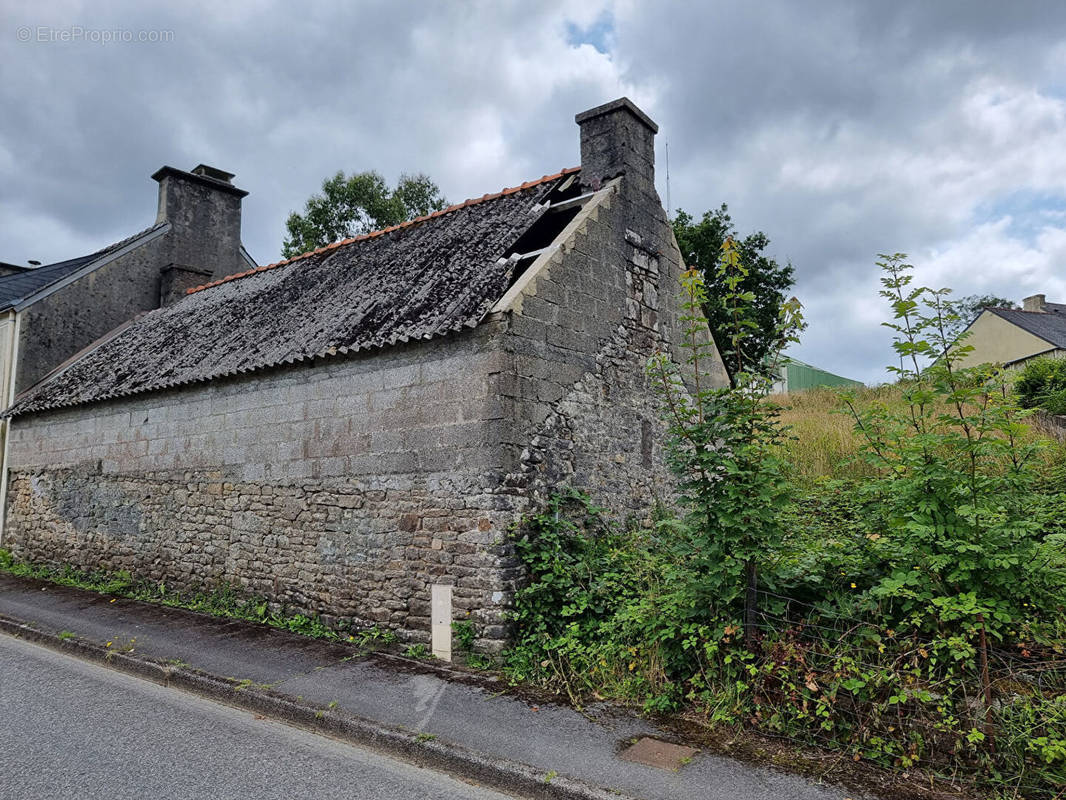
[{"x1": 0, "y1": 633, "x2": 514, "y2": 800}]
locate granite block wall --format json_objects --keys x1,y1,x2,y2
[{"x1": 4, "y1": 324, "x2": 529, "y2": 648}]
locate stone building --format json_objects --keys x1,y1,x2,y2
[
  {"x1": 0, "y1": 165, "x2": 255, "y2": 524},
  {"x1": 2, "y1": 99, "x2": 728, "y2": 653},
  {"x1": 0, "y1": 164, "x2": 254, "y2": 399}
]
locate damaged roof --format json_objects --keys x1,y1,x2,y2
[
  {"x1": 7, "y1": 168, "x2": 578, "y2": 417},
  {"x1": 0, "y1": 222, "x2": 169, "y2": 311}
]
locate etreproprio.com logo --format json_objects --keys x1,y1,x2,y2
[{"x1": 16, "y1": 25, "x2": 175, "y2": 44}]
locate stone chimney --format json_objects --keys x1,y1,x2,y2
[
  {"x1": 1023, "y1": 294, "x2": 1047, "y2": 313},
  {"x1": 152, "y1": 163, "x2": 248, "y2": 281},
  {"x1": 576, "y1": 98, "x2": 658, "y2": 197}
]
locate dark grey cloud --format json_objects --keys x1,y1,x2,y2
[{"x1": 2, "y1": 0, "x2": 1064, "y2": 383}]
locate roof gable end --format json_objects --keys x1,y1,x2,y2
[{"x1": 0, "y1": 222, "x2": 170, "y2": 311}]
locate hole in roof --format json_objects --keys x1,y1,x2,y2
[{"x1": 499, "y1": 174, "x2": 589, "y2": 294}]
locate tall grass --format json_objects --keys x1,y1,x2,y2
[
  {"x1": 774, "y1": 384, "x2": 1066, "y2": 486},
  {"x1": 773, "y1": 386, "x2": 893, "y2": 485}
]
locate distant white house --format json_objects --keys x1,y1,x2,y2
[{"x1": 953, "y1": 294, "x2": 1066, "y2": 369}]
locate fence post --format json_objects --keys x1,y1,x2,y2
[
  {"x1": 976, "y1": 612, "x2": 996, "y2": 750},
  {"x1": 744, "y1": 560, "x2": 757, "y2": 646}
]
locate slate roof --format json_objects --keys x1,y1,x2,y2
[
  {"x1": 7, "y1": 168, "x2": 578, "y2": 417},
  {"x1": 988, "y1": 306, "x2": 1066, "y2": 350},
  {"x1": 0, "y1": 222, "x2": 169, "y2": 311}
]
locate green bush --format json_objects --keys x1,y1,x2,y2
[
  {"x1": 1039, "y1": 386, "x2": 1066, "y2": 416},
  {"x1": 507, "y1": 486, "x2": 1066, "y2": 796},
  {"x1": 837, "y1": 256, "x2": 1065, "y2": 649},
  {"x1": 1015, "y1": 356, "x2": 1066, "y2": 411}
]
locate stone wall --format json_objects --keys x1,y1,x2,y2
[
  {"x1": 9, "y1": 469, "x2": 521, "y2": 642},
  {"x1": 4, "y1": 324, "x2": 528, "y2": 648},
  {"x1": 501, "y1": 179, "x2": 727, "y2": 518}
]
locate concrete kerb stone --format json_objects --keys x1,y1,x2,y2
[{"x1": 0, "y1": 613, "x2": 637, "y2": 800}]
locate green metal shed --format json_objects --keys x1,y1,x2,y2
[{"x1": 771, "y1": 357, "x2": 863, "y2": 393}]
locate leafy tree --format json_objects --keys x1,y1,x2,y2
[
  {"x1": 841, "y1": 255, "x2": 1061, "y2": 718},
  {"x1": 945, "y1": 293, "x2": 1017, "y2": 339},
  {"x1": 671, "y1": 204, "x2": 796, "y2": 382},
  {"x1": 282, "y1": 171, "x2": 447, "y2": 258}
]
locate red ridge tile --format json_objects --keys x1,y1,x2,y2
[{"x1": 186, "y1": 167, "x2": 579, "y2": 295}]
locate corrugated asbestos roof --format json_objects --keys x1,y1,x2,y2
[
  {"x1": 988, "y1": 307, "x2": 1066, "y2": 350},
  {"x1": 7, "y1": 169, "x2": 577, "y2": 417},
  {"x1": 0, "y1": 223, "x2": 169, "y2": 310}
]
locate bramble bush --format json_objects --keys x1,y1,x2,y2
[{"x1": 506, "y1": 248, "x2": 1066, "y2": 799}]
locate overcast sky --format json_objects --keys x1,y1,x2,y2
[{"x1": 2, "y1": 0, "x2": 1064, "y2": 383}]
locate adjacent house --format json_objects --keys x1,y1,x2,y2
[
  {"x1": 0, "y1": 165, "x2": 255, "y2": 399},
  {"x1": 1, "y1": 99, "x2": 727, "y2": 652},
  {"x1": 0, "y1": 164, "x2": 255, "y2": 535},
  {"x1": 953, "y1": 294, "x2": 1066, "y2": 369}
]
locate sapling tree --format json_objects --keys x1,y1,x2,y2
[
  {"x1": 672, "y1": 205, "x2": 796, "y2": 381},
  {"x1": 649, "y1": 237, "x2": 804, "y2": 644},
  {"x1": 841, "y1": 254, "x2": 1061, "y2": 729}
]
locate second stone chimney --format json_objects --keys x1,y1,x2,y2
[
  {"x1": 1023, "y1": 294, "x2": 1047, "y2": 313},
  {"x1": 152, "y1": 163, "x2": 248, "y2": 280},
  {"x1": 576, "y1": 98, "x2": 658, "y2": 197}
]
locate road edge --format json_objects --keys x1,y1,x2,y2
[{"x1": 0, "y1": 613, "x2": 636, "y2": 800}]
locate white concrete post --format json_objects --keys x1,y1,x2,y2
[{"x1": 430, "y1": 583, "x2": 452, "y2": 661}]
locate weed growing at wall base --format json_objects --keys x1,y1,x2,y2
[
  {"x1": 402, "y1": 643, "x2": 433, "y2": 660},
  {"x1": 451, "y1": 619, "x2": 476, "y2": 652},
  {"x1": 0, "y1": 549, "x2": 365, "y2": 645}
]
